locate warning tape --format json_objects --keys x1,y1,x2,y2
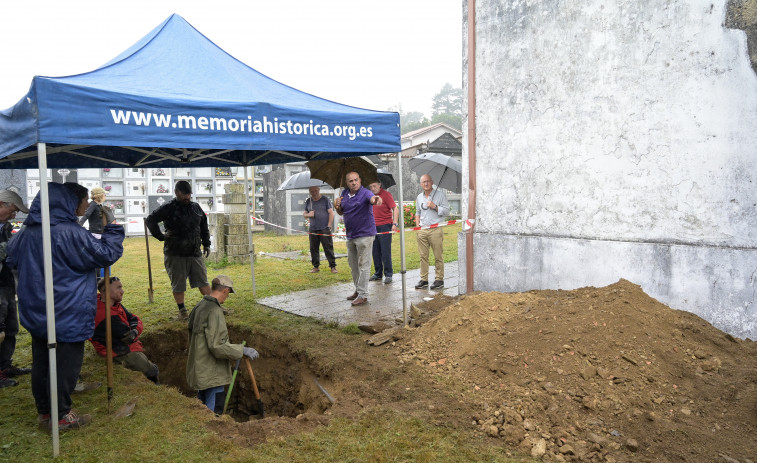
[{"x1": 251, "y1": 216, "x2": 473, "y2": 237}]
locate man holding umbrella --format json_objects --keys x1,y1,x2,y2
[
  {"x1": 333, "y1": 171, "x2": 383, "y2": 306},
  {"x1": 414, "y1": 174, "x2": 449, "y2": 290},
  {"x1": 304, "y1": 186, "x2": 337, "y2": 274}
]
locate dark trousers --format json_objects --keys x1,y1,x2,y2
[
  {"x1": 0, "y1": 287, "x2": 19, "y2": 370},
  {"x1": 372, "y1": 224, "x2": 393, "y2": 278},
  {"x1": 31, "y1": 336, "x2": 84, "y2": 416},
  {"x1": 309, "y1": 228, "x2": 336, "y2": 269}
]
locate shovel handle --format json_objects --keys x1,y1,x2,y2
[{"x1": 243, "y1": 357, "x2": 261, "y2": 400}]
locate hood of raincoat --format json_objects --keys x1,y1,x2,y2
[{"x1": 6, "y1": 182, "x2": 125, "y2": 342}]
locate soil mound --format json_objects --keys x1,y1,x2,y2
[{"x1": 398, "y1": 279, "x2": 757, "y2": 462}]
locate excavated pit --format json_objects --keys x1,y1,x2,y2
[{"x1": 140, "y1": 327, "x2": 334, "y2": 421}]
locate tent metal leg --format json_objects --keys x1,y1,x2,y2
[
  {"x1": 397, "y1": 152, "x2": 407, "y2": 326},
  {"x1": 244, "y1": 167, "x2": 256, "y2": 297},
  {"x1": 38, "y1": 143, "x2": 60, "y2": 456}
]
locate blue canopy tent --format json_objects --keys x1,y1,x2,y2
[
  {"x1": 0, "y1": 14, "x2": 399, "y2": 455},
  {"x1": 0, "y1": 14, "x2": 399, "y2": 166}
]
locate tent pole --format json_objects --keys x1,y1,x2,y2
[
  {"x1": 37, "y1": 143, "x2": 60, "y2": 456},
  {"x1": 397, "y1": 151, "x2": 407, "y2": 326},
  {"x1": 244, "y1": 167, "x2": 256, "y2": 296}
]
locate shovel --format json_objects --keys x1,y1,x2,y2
[
  {"x1": 222, "y1": 342, "x2": 244, "y2": 416},
  {"x1": 243, "y1": 357, "x2": 264, "y2": 418}
]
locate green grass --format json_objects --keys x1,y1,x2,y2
[{"x1": 0, "y1": 226, "x2": 522, "y2": 462}]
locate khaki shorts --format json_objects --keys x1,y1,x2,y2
[{"x1": 164, "y1": 254, "x2": 208, "y2": 292}]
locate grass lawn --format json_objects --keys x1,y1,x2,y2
[{"x1": 0, "y1": 226, "x2": 517, "y2": 462}]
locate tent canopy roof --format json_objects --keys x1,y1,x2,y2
[{"x1": 0, "y1": 14, "x2": 399, "y2": 169}]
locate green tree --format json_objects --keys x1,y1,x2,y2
[
  {"x1": 430, "y1": 112, "x2": 461, "y2": 130},
  {"x1": 389, "y1": 104, "x2": 431, "y2": 134},
  {"x1": 431, "y1": 83, "x2": 463, "y2": 129}
]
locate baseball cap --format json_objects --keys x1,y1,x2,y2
[
  {"x1": 213, "y1": 275, "x2": 235, "y2": 293},
  {"x1": 0, "y1": 190, "x2": 29, "y2": 213}
]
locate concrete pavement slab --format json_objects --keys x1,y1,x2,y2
[{"x1": 257, "y1": 262, "x2": 458, "y2": 326}]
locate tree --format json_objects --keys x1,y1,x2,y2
[
  {"x1": 389, "y1": 104, "x2": 431, "y2": 134},
  {"x1": 390, "y1": 83, "x2": 463, "y2": 133},
  {"x1": 431, "y1": 84, "x2": 463, "y2": 116}
]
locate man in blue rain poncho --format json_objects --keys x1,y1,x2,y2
[{"x1": 7, "y1": 182, "x2": 124, "y2": 432}]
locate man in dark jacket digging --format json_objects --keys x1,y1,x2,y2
[
  {"x1": 7, "y1": 182, "x2": 124, "y2": 431},
  {"x1": 186, "y1": 275, "x2": 259, "y2": 413},
  {"x1": 90, "y1": 276, "x2": 159, "y2": 384}
]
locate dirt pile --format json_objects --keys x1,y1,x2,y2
[{"x1": 396, "y1": 279, "x2": 757, "y2": 462}]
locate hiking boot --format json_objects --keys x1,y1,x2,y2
[
  {"x1": 57, "y1": 411, "x2": 91, "y2": 431},
  {"x1": 177, "y1": 308, "x2": 189, "y2": 320},
  {"x1": 0, "y1": 370, "x2": 17, "y2": 388},
  {"x1": 369, "y1": 274, "x2": 381, "y2": 281},
  {"x1": 430, "y1": 280, "x2": 444, "y2": 290},
  {"x1": 346, "y1": 292, "x2": 358, "y2": 301},
  {"x1": 330, "y1": 267, "x2": 338, "y2": 274},
  {"x1": 2, "y1": 365, "x2": 32, "y2": 377},
  {"x1": 351, "y1": 297, "x2": 368, "y2": 306},
  {"x1": 384, "y1": 277, "x2": 392, "y2": 284},
  {"x1": 414, "y1": 280, "x2": 428, "y2": 289},
  {"x1": 73, "y1": 379, "x2": 101, "y2": 393},
  {"x1": 309, "y1": 267, "x2": 320, "y2": 273}
]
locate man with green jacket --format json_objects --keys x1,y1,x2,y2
[{"x1": 186, "y1": 275, "x2": 259, "y2": 413}]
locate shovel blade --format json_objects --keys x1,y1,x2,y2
[{"x1": 256, "y1": 399, "x2": 265, "y2": 418}]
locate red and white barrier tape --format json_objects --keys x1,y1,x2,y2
[{"x1": 251, "y1": 216, "x2": 472, "y2": 237}]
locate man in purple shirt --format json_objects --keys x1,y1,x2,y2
[{"x1": 334, "y1": 171, "x2": 382, "y2": 306}]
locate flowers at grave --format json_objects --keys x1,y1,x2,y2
[
  {"x1": 156, "y1": 184, "x2": 169, "y2": 193},
  {"x1": 203, "y1": 183, "x2": 212, "y2": 192},
  {"x1": 207, "y1": 197, "x2": 213, "y2": 207},
  {"x1": 114, "y1": 201, "x2": 124, "y2": 210},
  {"x1": 304, "y1": 218, "x2": 310, "y2": 230},
  {"x1": 104, "y1": 185, "x2": 112, "y2": 191},
  {"x1": 152, "y1": 168, "x2": 166, "y2": 176},
  {"x1": 215, "y1": 167, "x2": 231, "y2": 176},
  {"x1": 403, "y1": 202, "x2": 416, "y2": 227}
]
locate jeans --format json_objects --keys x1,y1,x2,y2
[
  {"x1": 347, "y1": 235, "x2": 375, "y2": 298},
  {"x1": 30, "y1": 336, "x2": 84, "y2": 416},
  {"x1": 198, "y1": 385, "x2": 225, "y2": 413},
  {"x1": 309, "y1": 228, "x2": 336, "y2": 268},
  {"x1": 372, "y1": 224, "x2": 393, "y2": 278}
]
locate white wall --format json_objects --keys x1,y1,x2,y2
[{"x1": 462, "y1": 0, "x2": 757, "y2": 339}]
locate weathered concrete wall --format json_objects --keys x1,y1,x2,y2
[{"x1": 462, "y1": 0, "x2": 757, "y2": 339}]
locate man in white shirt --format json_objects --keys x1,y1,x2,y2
[{"x1": 414, "y1": 174, "x2": 449, "y2": 290}]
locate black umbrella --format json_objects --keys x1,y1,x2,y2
[{"x1": 376, "y1": 168, "x2": 396, "y2": 189}]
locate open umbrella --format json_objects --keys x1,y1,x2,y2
[
  {"x1": 408, "y1": 152, "x2": 463, "y2": 193},
  {"x1": 376, "y1": 168, "x2": 396, "y2": 189},
  {"x1": 277, "y1": 171, "x2": 329, "y2": 191},
  {"x1": 306, "y1": 156, "x2": 378, "y2": 189}
]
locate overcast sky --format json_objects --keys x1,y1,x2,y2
[{"x1": 0, "y1": 0, "x2": 462, "y2": 117}]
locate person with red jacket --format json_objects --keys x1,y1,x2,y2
[{"x1": 90, "y1": 276, "x2": 159, "y2": 384}]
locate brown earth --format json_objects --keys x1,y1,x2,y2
[{"x1": 149, "y1": 279, "x2": 757, "y2": 462}]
